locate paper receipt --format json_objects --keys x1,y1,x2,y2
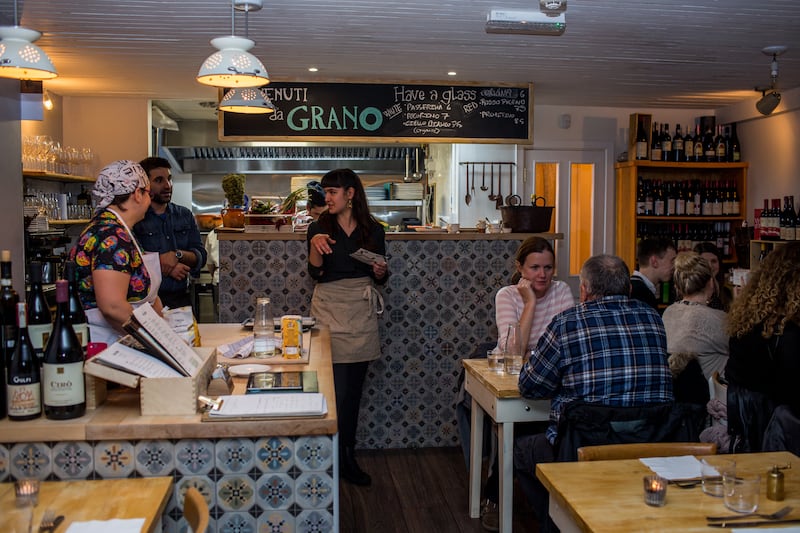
[{"x1": 350, "y1": 248, "x2": 386, "y2": 265}]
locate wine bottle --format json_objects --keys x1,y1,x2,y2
[
  {"x1": 42, "y1": 280, "x2": 85, "y2": 420},
  {"x1": 650, "y1": 122, "x2": 662, "y2": 161},
  {"x1": 6, "y1": 302, "x2": 41, "y2": 421},
  {"x1": 780, "y1": 196, "x2": 794, "y2": 241},
  {"x1": 64, "y1": 260, "x2": 88, "y2": 355},
  {"x1": 703, "y1": 125, "x2": 716, "y2": 162},
  {"x1": 672, "y1": 124, "x2": 684, "y2": 162},
  {"x1": 653, "y1": 180, "x2": 666, "y2": 216},
  {"x1": 683, "y1": 125, "x2": 694, "y2": 162},
  {"x1": 674, "y1": 181, "x2": 686, "y2": 216},
  {"x1": 693, "y1": 124, "x2": 704, "y2": 162},
  {"x1": 1, "y1": 250, "x2": 19, "y2": 369},
  {"x1": 644, "y1": 180, "x2": 654, "y2": 215},
  {"x1": 715, "y1": 125, "x2": 727, "y2": 162},
  {"x1": 685, "y1": 180, "x2": 695, "y2": 216},
  {"x1": 636, "y1": 177, "x2": 646, "y2": 215},
  {"x1": 635, "y1": 120, "x2": 648, "y2": 160},
  {"x1": 661, "y1": 123, "x2": 672, "y2": 162},
  {"x1": 729, "y1": 123, "x2": 742, "y2": 162},
  {"x1": 27, "y1": 261, "x2": 52, "y2": 365}
]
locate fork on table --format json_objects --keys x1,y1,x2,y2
[{"x1": 38, "y1": 509, "x2": 64, "y2": 533}]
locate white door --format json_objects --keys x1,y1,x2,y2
[{"x1": 523, "y1": 148, "x2": 610, "y2": 298}]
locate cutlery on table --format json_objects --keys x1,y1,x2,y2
[
  {"x1": 38, "y1": 509, "x2": 64, "y2": 533},
  {"x1": 707, "y1": 505, "x2": 792, "y2": 522},
  {"x1": 707, "y1": 518, "x2": 800, "y2": 528}
]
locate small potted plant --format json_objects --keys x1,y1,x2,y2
[{"x1": 221, "y1": 173, "x2": 246, "y2": 228}]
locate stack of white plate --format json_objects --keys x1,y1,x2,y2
[
  {"x1": 365, "y1": 186, "x2": 387, "y2": 201},
  {"x1": 392, "y1": 183, "x2": 424, "y2": 200}
]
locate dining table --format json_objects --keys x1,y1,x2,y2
[
  {"x1": 0, "y1": 476, "x2": 173, "y2": 533},
  {"x1": 536, "y1": 450, "x2": 800, "y2": 532}
]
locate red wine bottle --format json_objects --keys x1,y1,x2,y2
[
  {"x1": 42, "y1": 280, "x2": 86, "y2": 420},
  {"x1": 27, "y1": 260, "x2": 52, "y2": 365},
  {"x1": 1, "y1": 250, "x2": 19, "y2": 418},
  {"x1": 7, "y1": 302, "x2": 42, "y2": 421},
  {"x1": 64, "y1": 260, "x2": 89, "y2": 355}
]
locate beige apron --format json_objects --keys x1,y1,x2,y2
[
  {"x1": 311, "y1": 277, "x2": 384, "y2": 364},
  {"x1": 85, "y1": 208, "x2": 162, "y2": 345}
]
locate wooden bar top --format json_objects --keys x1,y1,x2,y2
[
  {"x1": 537, "y1": 451, "x2": 800, "y2": 532},
  {"x1": 0, "y1": 324, "x2": 338, "y2": 443},
  {"x1": 462, "y1": 358, "x2": 523, "y2": 399},
  {"x1": 0, "y1": 477, "x2": 172, "y2": 533},
  {"x1": 217, "y1": 230, "x2": 563, "y2": 241}
]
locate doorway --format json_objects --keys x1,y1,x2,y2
[{"x1": 523, "y1": 147, "x2": 611, "y2": 298}]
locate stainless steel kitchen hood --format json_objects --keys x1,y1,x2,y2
[{"x1": 163, "y1": 145, "x2": 417, "y2": 175}]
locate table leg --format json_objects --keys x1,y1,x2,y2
[
  {"x1": 498, "y1": 420, "x2": 514, "y2": 533},
  {"x1": 469, "y1": 397, "x2": 485, "y2": 518}
]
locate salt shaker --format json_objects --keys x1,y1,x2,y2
[{"x1": 252, "y1": 297, "x2": 275, "y2": 358}]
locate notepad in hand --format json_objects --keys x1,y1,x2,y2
[{"x1": 208, "y1": 393, "x2": 327, "y2": 418}]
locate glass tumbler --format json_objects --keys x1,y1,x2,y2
[{"x1": 252, "y1": 297, "x2": 276, "y2": 358}]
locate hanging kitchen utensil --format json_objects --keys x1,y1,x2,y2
[
  {"x1": 495, "y1": 164, "x2": 504, "y2": 208},
  {"x1": 505, "y1": 163, "x2": 515, "y2": 205},
  {"x1": 471, "y1": 163, "x2": 476, "y2": 196},
  {"x1": 480, "y1": 163, "x2": 488, "y2": 191},
  {"x1": 412, "y1": 147, "x2": 423, "y2": 182},
  {"x1": 489, "y1": 163, "x2": 497, "y2": 201},
  {"x1": 404, "y1": 148, "x2": 411, "y2": 182},
  {"x1": 465, "y1": 163, "x2": 472, "y2": 205}
]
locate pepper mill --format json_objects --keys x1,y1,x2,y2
[{"x1": 767, "y1": 464, "x2": 787, "y2": 501}]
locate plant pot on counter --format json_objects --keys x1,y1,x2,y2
[
  {"x1": 499, "y1": 196, "x2": 553, "y2": 233},
  {"x1": 221, "y1": 207, "x2": 245, "y2": 228}
]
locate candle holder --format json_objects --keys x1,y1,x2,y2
[
  {"x1": 643, "y1": 474, "x2": 667, "y2": 507},
  {"x1": 14, "y1": 478, "x2": 40, "y2": 507}
]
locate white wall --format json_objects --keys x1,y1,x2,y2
[{"x1": 0, "y1": 80, "x2": 25, "y2": 291}]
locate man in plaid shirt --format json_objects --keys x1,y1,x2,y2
[{"x1": 514, "y1": 254, "x2": 673, "y2": 530}]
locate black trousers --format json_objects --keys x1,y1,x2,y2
[
  {"x1": 159, "y1": 289, "x2": 192, "y2": 310},
  {"x1": 333, "y1": 361, "x2": 370, "y2": 448}
]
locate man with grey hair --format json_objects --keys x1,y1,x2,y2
[{"x1": 513, "y1": 254, "x2": 673, "y2": 530}]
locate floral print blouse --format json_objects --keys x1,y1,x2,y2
[{"x1": 69, "y1": 209, "x2": 151, "y2": 309}]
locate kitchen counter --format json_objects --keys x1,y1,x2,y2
[
  {"x1": 216, "y1": 231, "x2": 567, "y2": 450},
  {"x1": 0, "y1": 324, "x2": 340, "y2": 532}
]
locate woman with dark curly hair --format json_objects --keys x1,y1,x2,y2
[{"x1": 725, "y1": 242, "x2": 800, "y2": 450}]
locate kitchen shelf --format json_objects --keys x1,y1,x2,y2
[{"x1": 23, "y1": 171, "x2": 95, "y2": 184}]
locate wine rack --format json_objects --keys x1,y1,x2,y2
[{"x1": 615, "y1": 160, "x2": 748, "y2": 269}]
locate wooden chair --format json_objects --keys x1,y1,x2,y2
[
  {"x1": 183, "y1": 487, "x2": 210, "y2": 533},
  {"x1": 577, "y1": 442, "x2": 717, "y2": 461}
]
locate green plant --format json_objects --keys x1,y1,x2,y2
[
  {"x1": 221, "y1": 173, "x2": 246, "y2": 207},
  {"x1": 280, "y1": 186, "x2": 308, "y2": 214}
]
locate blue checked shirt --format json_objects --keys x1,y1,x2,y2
[{"x1": 518, "y1": 295, "x2": 674, "y2": 444}]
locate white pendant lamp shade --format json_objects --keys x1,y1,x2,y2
[
  {"x1": 0, "y1": 26, "x2": 57, "y2": 80},
  {"x1": 197, "y1": 36, "x2": 269, "y2": 87},
  {"x1": 219, "y1": 87, "x2": 275, "y2": 114}
]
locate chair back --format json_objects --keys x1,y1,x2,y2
[
  {"x1": 184, "y1": 487, "x2": 209, "y2": 533},
  {"x1": 577, "y1": 442, "x2": 717, "y2": 461}
]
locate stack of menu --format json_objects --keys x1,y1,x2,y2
[
  {"x1": 206, "y1": 393, "x2": 328, "y2": 419},
  {"x1": 84, "y1": 303, "x2": 208, "y2": 387}
]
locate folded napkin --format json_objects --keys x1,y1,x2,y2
[
  {"x1": 65, "y1": 518, "x2": 145, "y2": 533},
  {"x1": 639, "y1": 455, "x2": 705, "y2": 480},
  {"x1": 217, "y1": 336, "x2": 254, "y2": 359}
]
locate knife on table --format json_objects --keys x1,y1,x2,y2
[{"x1": 708, "y1": 518, "x2": 800, "y2": 528}]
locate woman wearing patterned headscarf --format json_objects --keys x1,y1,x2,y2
[{"x1": 69, "y1": 160, "x2": 164, "y2": 344}]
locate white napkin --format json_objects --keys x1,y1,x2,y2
[
  {"x1": 65, "y1": 518, "x2": 145, "y2": 533},
  {"x1": 733, "y1": 529, "x2": 800, "y2": 533},
  {"x1": 217, "y1": 336, "x2": 254, "y2": 359},
  {"x1": 639, "y1": 455, "x2": 705, "y2": 480}
]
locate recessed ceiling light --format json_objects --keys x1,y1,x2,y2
[
  {"x1": 308, "y1": 67, "x2": 318, "y2": 72},
  {"x1": 447, "y1": 71, "x2": 457, "y2": 76}
]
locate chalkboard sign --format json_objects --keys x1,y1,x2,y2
[{"x1": 220, "y1": 81, "x2": 532, "y2": 144}]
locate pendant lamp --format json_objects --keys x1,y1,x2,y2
[
  {"x1": 218, "y1": 87, "x2": 275, "y2": 114},
  {"x1": 197, "y1": 0, "x2": 269, "y2": 88},
  {"x1": 0, "y1": 0, "x2": 58, "y2": 80}
]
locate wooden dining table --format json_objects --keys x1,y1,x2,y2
[
  {"x1": 537, "y1": 450, "x2": 800, "y2": 532},
  {"x1": 0, "y1": 476, "x2": 173, "y2": 533}
]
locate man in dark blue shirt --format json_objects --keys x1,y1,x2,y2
[{"x1": 133, "y1": 157, "x2": 206, "y2": 309}]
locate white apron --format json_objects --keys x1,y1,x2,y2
[
  {"x1": 85, "y1": 208, "x2": 162, "y2": 345},
  {"x1": 311, "y1": 277, "x2": 383, "y2": 364}
]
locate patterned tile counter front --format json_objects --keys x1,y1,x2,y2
[{"x1": 217, "y1": 231, "x2": 562, "y2": 449}]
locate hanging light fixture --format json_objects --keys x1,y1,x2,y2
[
  {"x1": 218, "y1": 87, "x2": 275, "y2": 114},
  {"x1": 0, "y1": 0, "x2": 58, "y2": 80},
  {"x1": 754, "y1": 45, "x2": 787, "y2": 116},
  {"x1": 197, "y1": 0, "x2": 269, "y2": 88}
]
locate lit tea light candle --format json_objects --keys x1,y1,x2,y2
[
  {"x1": 14, "y1": 478, "x2": 40, "y2": 507},
  {"x1": 643, "y1": 474, "x2": 667, "y2": 506}
]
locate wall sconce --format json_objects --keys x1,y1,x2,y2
[{"x1": 42, "y1": 89, "x2": 53, "y2": 110}]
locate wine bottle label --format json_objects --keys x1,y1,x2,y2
[
  {"x1": 635, "y1": 142, "x2": 647, "y2": 160},
  {"x1": 8, "y1": 382, "x2": 41, "y2": 416},
  {"x1": 42, "y1": 361, "x2": 85, "y2": 407},
  {"x1": 28, "y1": 323, "x2": 52, "y2": 352}
]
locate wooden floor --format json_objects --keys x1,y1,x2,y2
[{"x1": 339, "y1": 447, "x2": 540, "y2": 533}]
